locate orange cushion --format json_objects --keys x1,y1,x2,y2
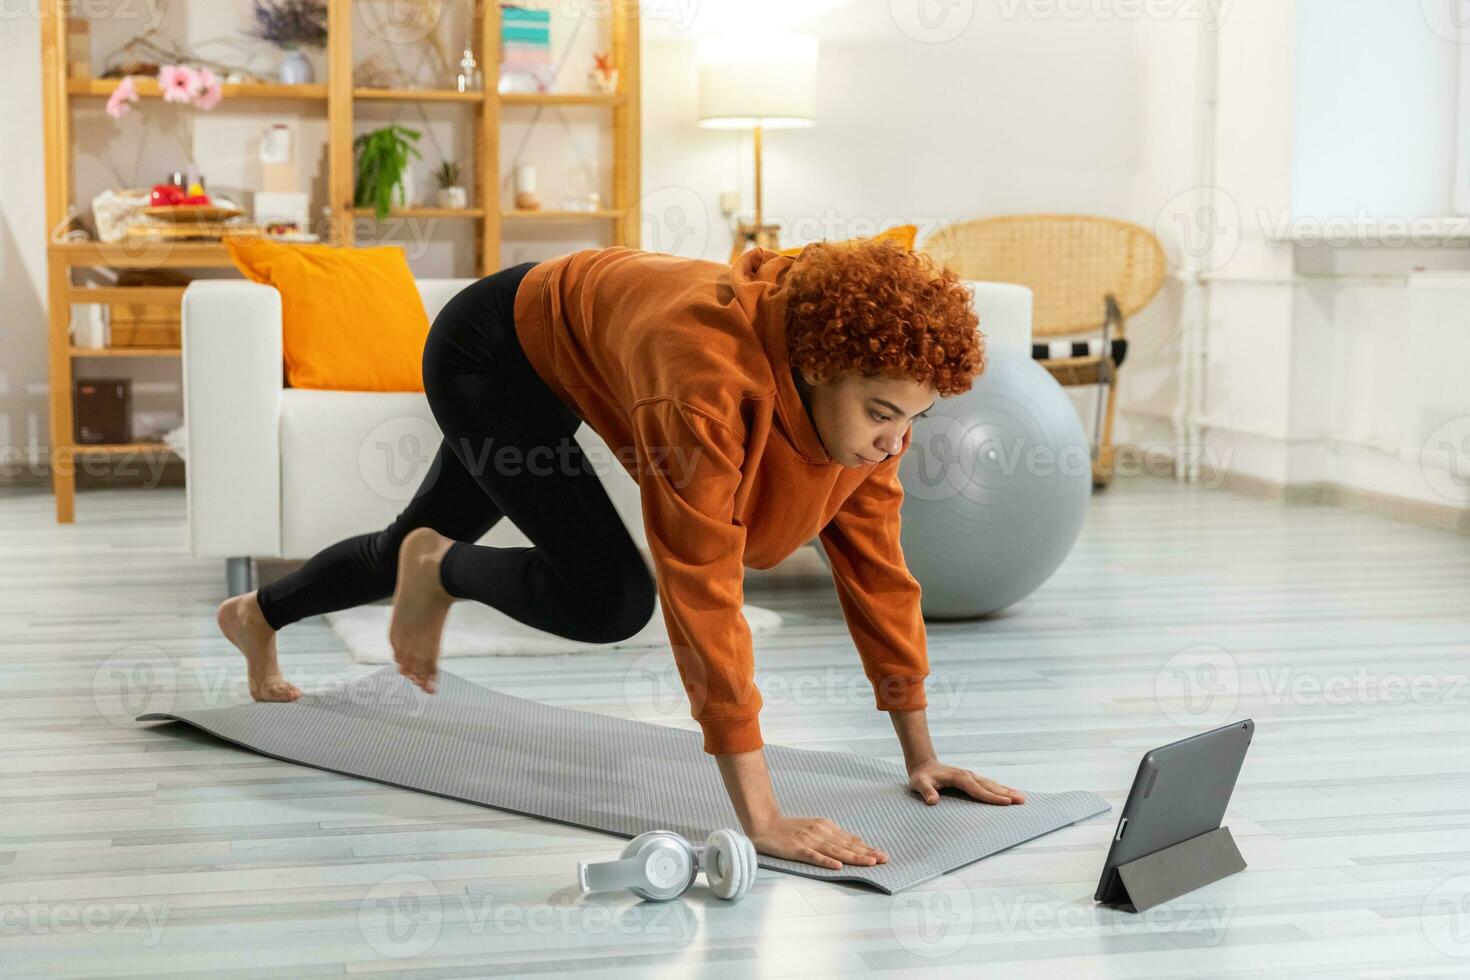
[
  {"x1": 224, "y1": 236, "x2": 431, "y2": 391},
  {"x1": 779, "y1": 223, "x2": 918, "y2": 257}
]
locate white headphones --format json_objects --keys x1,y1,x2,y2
[{"x1": 577, "y1": 828, "x2": 758, "y2": 902}]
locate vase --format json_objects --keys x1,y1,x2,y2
[
  {"x1": 279, "y1": 51, "x2": 314, "y2": 85},
  {"x1": 393, "y1": 173, "x2": 415, "y2": 209},
  {"x1": 436, "y1": 186, "x2": 468, "y2": 209}
]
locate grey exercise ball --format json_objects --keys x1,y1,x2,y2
[
  {"x1": 819, "y1": 351, "x2": 1091, "y2": 619},
  {"x1": 900, "y1": 351, "x2": 1091, "y2": 617}
]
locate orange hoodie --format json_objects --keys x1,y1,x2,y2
[{"x1": 513, "y1": 246, "x2": 928, "y2": 754}]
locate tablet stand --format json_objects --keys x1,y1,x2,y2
[{"x1": 1096, "y1": 826, "x2": 1245, "y2": 913}]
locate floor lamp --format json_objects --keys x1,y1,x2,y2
[{"x1": 695, "y1": 33, "x2": 818, "y2": 263}]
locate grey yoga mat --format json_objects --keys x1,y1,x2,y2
[{"x1": 137, "y1": 667, "x2": 1110, "y2": 894}]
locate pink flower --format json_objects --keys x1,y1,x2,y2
[
  {"x1": 194, "y1": 67, "x2": 223, "y2": 110},
  {"x1": 105, "y1": 75, "x2": 138, "y2": 118},
  {"x1": 159, "y1": 64, "x2": 200, "y2": 104}
]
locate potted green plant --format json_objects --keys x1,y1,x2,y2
[
  {"x1": 434, "y1": 160, "x2": 467, "y2": 209},
  {"x1": 353, "y1": 124, "x2": 422, "y2": 219}
]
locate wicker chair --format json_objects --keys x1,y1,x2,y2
[{"x1": 921, "y1": 214, "x2": 1167, "y2": 486}]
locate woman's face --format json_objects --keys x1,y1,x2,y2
[{"x1": 798, "y1": 370, "x2": 937, "y2": 468}]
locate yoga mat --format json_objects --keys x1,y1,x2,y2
[
  {"x1": 326, "y1": 601, "x2": 784, "y2": 664},
  {"x1": 137, "y1": 667, "x2": 1109, "y2": 894}
]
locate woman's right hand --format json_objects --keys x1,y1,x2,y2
[{"x1": 747, "y1": 816, "x2": 888, "y2": 870}]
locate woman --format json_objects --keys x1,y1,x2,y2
[{"x1": 216, "y1": 239, "x2": 1026, "y2": 873}]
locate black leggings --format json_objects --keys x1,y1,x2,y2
[{"x1": 254, "y1": 261, "x2": 658, "y2": 644}]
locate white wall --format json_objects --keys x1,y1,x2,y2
[
  {"x1": 641, "y1": 4, "x2": 1210, "y2": 461},
  {"x1": 5, "y1": 0, "x2": 1468, "y2": 517},
  {"x1": 1189, "y1": 0, "x2": 1470, "y2": 511}
]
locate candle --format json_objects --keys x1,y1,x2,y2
[{"x1": 515, "y1": 164, "x2": 537, "y2": 195}]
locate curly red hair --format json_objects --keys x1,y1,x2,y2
[{"x1": 782, "y1": 239, "x2": 985, "y2": 396}]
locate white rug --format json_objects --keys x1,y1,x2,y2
[{"x1": 326, "y1": 599, "x2": 783, "y2": 664}]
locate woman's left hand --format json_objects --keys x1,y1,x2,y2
[{"x1": 907, "y1": 759, "x2": 1026, "y2": 806}]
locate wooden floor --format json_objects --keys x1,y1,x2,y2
[{"x1": 2, "y1": 475, "x2": 1468, "y2": 978}]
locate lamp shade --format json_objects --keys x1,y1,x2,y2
[{"x1": 696, "y1": 32, "x2": 818, "y2": 130}]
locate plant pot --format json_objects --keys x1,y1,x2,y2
[
  {"x1": 436, "y1": 186, "x2": 467, "y2": 209},
  {"x1": 393, "y1": 173, "x2": 415, "y2": 209},
  {"x1": 279, "y1": 51, "x2": 314, "y2": 85}
]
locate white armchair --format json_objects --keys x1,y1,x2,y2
[{"x1": 181, "y1": 278, "x2": 650, "y2": 594}]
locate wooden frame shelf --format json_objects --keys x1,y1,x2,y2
[
  {"x1": 39, "y1": 0, "x2": 641, "y2": 522},
  {"x1": 502, "y1": 209, "x2": 626, "y2": 220},
  {"x1": 354, "y1": 87, "x2": 483, "y2": 103},
  {"x1": 352, "y1": 207, "x2": 487, "y2": 219},
  {"x1": 69, "y1": 347, "x2": 181, "y2": 358},
  {"x1": 69, "y1": 442, "x2": 176, "y2": 455},
  {"x1": 501, "y1": 92, "x2": 625, "y2": 107},
  {"x1": 49, "y1": 241, "x2": 241, "y2": 268},
  {"x1": 68, "y1": 77, "x2": 328, "y2": 101}
]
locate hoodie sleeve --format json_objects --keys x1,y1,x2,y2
[
  {"x1": 631, "y1": 397, "x2": 765, "y2": 755},
  {"x1": 817, "y1": 450, "x2": 930, "y2": 714}
]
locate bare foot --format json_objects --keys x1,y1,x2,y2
[
  {"x1": 390, "y1": 527, "x2": 456, "y2": 694},
  {"x1": 217, "y1": 591, "x2": 301, "y2": 702}
]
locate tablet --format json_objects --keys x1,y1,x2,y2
[{"x1": 1094, "y1": 719, "x2": 1253, "y2": 905}]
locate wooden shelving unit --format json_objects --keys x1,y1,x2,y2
[{"x1": 38, "y1": 0, "x2": 641, "y2": 522}]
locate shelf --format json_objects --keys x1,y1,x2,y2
[
  {"x1": 70, "y1": 347, "x2": 181, "y2": 358},
  {"x1": 41, "y1": 2, "x2": 639, "y2": 524},
  {"x1": 502, "y1": 209, "x2": 625, "y2": 220},
  {"x1": 500, "y1": 92, "x2": 625, "y2": 107},
  {"x1": 68, "y1": 77, "x2": 327, "y2": 101},
  {"x1": 65, "y1": 442, "x2": 176, "y2": 456},
  {"x1": 65, "y1": 286, "x2": 187, "y2": 305},
  {"x1": 352, "y1": 207, "x2": 486, "y2": 219},
  {"x1": 68, "y1": 79, "x2": 624, "y2": 107},
  {"x1": 355, "y1": 87, "x2": 484, "y2": 103},
  {"x1": 50, "y1": 241, "x2": 239, "y2": 268}
]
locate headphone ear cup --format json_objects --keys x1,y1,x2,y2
[
  {"x1": 624, "y1": 831, "x2": 698, "y2": 903},
  {"x1": 703, "y1": 829, "x2": 758, "y2": 901}
]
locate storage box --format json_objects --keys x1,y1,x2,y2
[{"x1": 74, "y1": 378, "x2": 131, "y2": 444}]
